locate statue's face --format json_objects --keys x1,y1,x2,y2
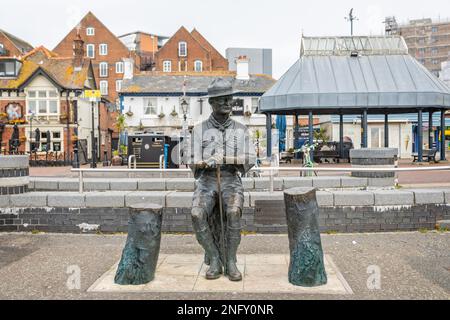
[{"x1": 209, "y1": 95, "x2": 233, "y2": 117}]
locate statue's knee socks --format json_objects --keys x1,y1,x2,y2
[{"x1": 191, "y1": 207, "x2": 219, "y2": 259}]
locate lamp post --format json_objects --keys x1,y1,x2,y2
[
  {"x1": 29, "y1": 112, "x2": 34, "y2": 155},
  {"x1": 0, "y1": 123, "x2": 5, "y2": 154},
  {"x1": 180, "y1": 98, "x2": 188, "y2": 167}
]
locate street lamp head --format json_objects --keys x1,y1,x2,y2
[{"x1": 181, "y1": 98, "x2": 188, "y2": 115}]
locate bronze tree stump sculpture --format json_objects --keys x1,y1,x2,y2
[
  {"x1": 284, "y1": 187, "x2": 327, "y2": 287},
  {"x1": 115, "y1": 204, "x2": 163, "y2": 285}
]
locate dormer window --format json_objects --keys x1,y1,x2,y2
[
  {"x1": 0, "y1": 59, "x2": 22, "y2": 77},
  {"x1": 86, "y1": 27, "x2": 95, "y2": 36},
  {"x1": 178, "y1": 42, "x2": 187, "y2": 57}
]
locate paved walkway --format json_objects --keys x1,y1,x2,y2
[{"x1": 0, "y1": 232, "x2": 448, "y2": 299}]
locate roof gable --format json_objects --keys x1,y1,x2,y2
[
  {"x1": 190, "y1": 28, "x2": 226, "y2": 60},
  {"x1": 0, "y1": 29, "x2": 34, "y2": 54},
  {"x1": 156, "y1": 26, "x2": 210, "y2": 58},
  {"x1": 53, "y1": 11, "x2": 129, "y2": 54}
]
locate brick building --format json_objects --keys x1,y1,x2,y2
[
  {"x1": 53, "y1": 11, "x2": 137, "y2": 152},
  {"x1": 53, "y1": 11, "x2": 136, "y2": 103},
  {"x1": 0, "y1": 29, "x2": 33, "y2": 58},
  {"x1": 385, "y1": 17, "x2": 450, "y2": 77},
  {"x1": 154, "y1": 26, "x2": 228, "y2": 73},
  {"x1": 0, "y1": 42, "x2": 112, "y2": 165},
  {"x1": 118, "y1": 31, "x2": 169, "y2": 71}
]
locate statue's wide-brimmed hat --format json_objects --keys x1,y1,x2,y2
[{"x1": 207, "y1": 78, "x2": 241, "y2": 98}]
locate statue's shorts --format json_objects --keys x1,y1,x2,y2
[{"x1": 192, "y1": 170, "x2": 244, "y2": 218}]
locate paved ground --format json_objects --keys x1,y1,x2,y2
[{"x1": 0, "y1": 232, "x2": 448, "y2": 300}]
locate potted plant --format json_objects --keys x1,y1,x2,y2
[
  {"x1": 126, "y1": 110, "x2": 134, "y2": 117},
  {"x1": 170, "y1": 107, "x2": 178, "y2": 117},
  {"x1": 158, "y1": 112, "x2": 165, "y2": 119},
  {"x1": 111, "y1": 150, "x2": 122, "y2": 166},
  {"x1": 138, "y1": 120, "x2": 144, "y2": 131},
  {"x1": 244, "y1": 110, "x2": 252, "y2": 117},
  {"x1": 59, "y1": 113, "x2": 68, "y2": 121}
]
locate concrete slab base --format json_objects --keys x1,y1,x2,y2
[{"x1": 88, "y1": 254, "x2": 353, "y2": 295}]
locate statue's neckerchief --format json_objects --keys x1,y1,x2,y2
[{"x1": 208, "y1": 114, "x2": 233, "y2": 132}]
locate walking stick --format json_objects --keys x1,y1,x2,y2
[{"x1": 216, "y1": 165, "x2": 227, "y2": 275}]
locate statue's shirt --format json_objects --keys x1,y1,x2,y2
[{"x1": 189, "y1": 115, "x2": 256, "y2": 179}]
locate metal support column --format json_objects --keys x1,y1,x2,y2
[
  {"x1": 362, "y1": 109, "x2": 368, "y2": 148},
  {"x1": 294, "y1": 113, "x2": 300, "y2": 159},
  {"x1": 418, "y1": 109, "x2": 423, "y2": 162},
  {"x1": 384, "y1": 113, "x2": 389, "y2": 148},
  {"x1": 339, "y1": 113, "x2": 344, "y2": 159},
  {"x1": 429, "y1": 111, "x2": 433, "y2": 149},
  {"x1": 308, "y1": 111, "x2": 314, "y2": 160},
  {"x1": 266, "y1": 113, "x2": 272, "y2": 159},
  {"x1": 441, "y1": 109, "x2": 446, "y2": 161}
]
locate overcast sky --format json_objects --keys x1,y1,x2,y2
[{"x1": 1, "y1": 0, "x2": 449, "y2": 78}]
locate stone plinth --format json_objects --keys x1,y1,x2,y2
[
  {"x1": 0, "y1": 155, "x2": 29, "y2": 195},
  {"x1": 350, "y1": 148, "x2": 398, "y2": 179}
]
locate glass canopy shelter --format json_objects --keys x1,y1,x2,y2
[{"x1": 260, "y1": 36, "x2": 450, "y2": 162}]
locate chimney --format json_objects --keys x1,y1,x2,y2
[
  {"x1": 73, "y1": 30, "x2": 85, "y2": 70},
  {"x1": 235, "y1": 55, "x2": 250, "y2": 80},
  {"x1": 123, "y1": 58, "x2": 134, "y2": 80}
]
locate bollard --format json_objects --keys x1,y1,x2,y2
[
  {"x1": 284, "y1": 187, "x2": 327, "y2": 287},
  {"x1": 115, "y1": 203, "x2": 163, "y2": 285}
]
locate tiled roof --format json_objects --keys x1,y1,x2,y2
[
  {"x1": 0, "y1": 29, "x2": 34, "y2": 54},
  {"x1": 121, "y1": 72, "x2": 276, "y2": 95},
  {"x1": 0, "y1": 47, "x2": 92, "y2": 90}
]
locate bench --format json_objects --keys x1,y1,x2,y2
[{"x1": 412, "y1": 148, "x2": 439, "y2": 163}]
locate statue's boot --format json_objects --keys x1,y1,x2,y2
[
  {"x1": 226, "y1": 226, "x2": 242, "y2": 282},
  {"x1": 195, "y1": 226, "x2": 223, "y2": 280}
]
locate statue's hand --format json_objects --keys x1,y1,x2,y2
[
  {"x1": 205, "y1": 154, "x2": 223, "y2": 168},
  {"x1": 196, "y1": 161, "x2": 208, "y2": 169}
]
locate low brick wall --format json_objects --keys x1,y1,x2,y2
[{"x1": 1, "y1": 189, "x2": 450, "y2": 234}]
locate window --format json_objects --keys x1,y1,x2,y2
[
  {"x1": 178, "y1": 41, "x2": 187, "y2": 57},
  {"x1": 99, "y1": 62, "x2": 108, "y2": 77},
  {"x1": 194, "y1": 60, "x2": 203, "y2": 72},
  {"x1": 418, "y1": 48, "x2": 425, "y2": 56},
  {"x1": 27, "y1": 128, "x2": 63, "y2": 153},
  {"x1": 116, "y1": 80, "x2": 122, "y2": 92},
  {"x1": 86, "y1": 27, "x2": 95, "y2": 36},
  {"x1": 27, "y1": 89, "x2": 59, "y2": 115},
  {"x1": 116, "y1": 61, "x2": 124, "y2": 74},
  {"x1": 86, "y1": 44, "x2": 95, "y2": 58},
  {"x1": 99, "y1": 44, "x2": 108, "y2": 56},
  {"x1": 432, "y1": 26, "x2": 438, "y2": 33},
  {"x1": 431, "y1": 48, "x2": 438, "y2": 55},
  {"x1": 163, "y1": 60, "x2": 171, "y2": 72},
  {"x1": 0, "y1": 61, "x2": 16, "y2": 77},
  {"x1": 143, "y1": 98, "x2": 158, "y2": 116},
  {"x1": 100, "y1": 80, "x2": 108, "y2": 95},
  {"x1": 432, "y1": 59, "x2": 439, "y2": 65},
  {"x1": 251, "y1": 98, "x2": 259, "y2": 113}
]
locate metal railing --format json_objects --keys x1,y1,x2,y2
[{"x1": 71, "y1": 165, "x2": 450, "y2": 193}]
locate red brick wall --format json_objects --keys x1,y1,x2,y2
[
  {"x1": 190, "y1": 29, "x2": 228, "y2": 71},
  {"x1": 154, "y1": 27, "x2": 212, "y2": 72},
  {"x1": 53, "y1": 12, "x2": 132, "y2": 102},
  {"x1": 0, "y1": 33, "x2": 24, "y2": 57}
]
